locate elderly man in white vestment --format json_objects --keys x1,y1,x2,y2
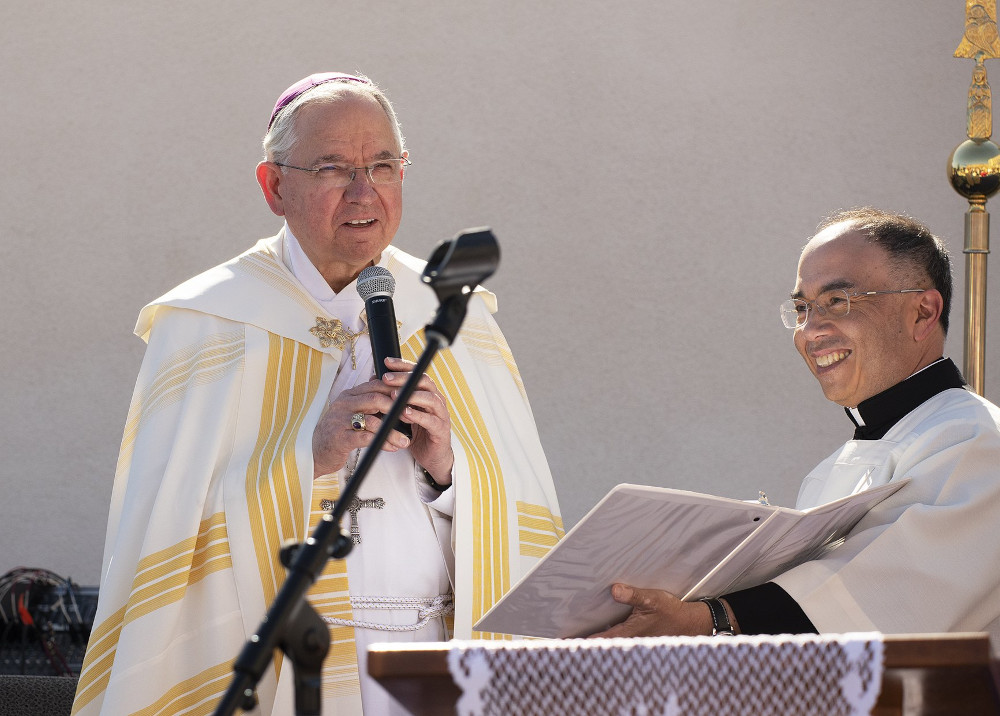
[
  {"x1": 72, "y1": 72, "x2": 563, "y2": 715},
  {"x1": 593, "y1": 208, "x2": 1000, "y2": 650}
]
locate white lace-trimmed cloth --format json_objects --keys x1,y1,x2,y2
[{"x1": 448, "y1": 632, "x2": 884, "y2": 715}]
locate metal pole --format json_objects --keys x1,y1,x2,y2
[{"x1": 964, "y1": 208, "x2": 989, "y2": 394}]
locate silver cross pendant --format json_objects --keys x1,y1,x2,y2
[{"x1": 321, "y1": 496, "x2": 386, "y2": 545}]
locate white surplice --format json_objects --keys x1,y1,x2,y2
[{"x1": 774, "y1": 386, "x2": 1000, "y2": 651}]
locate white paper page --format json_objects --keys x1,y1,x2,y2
[
  {"x1": 474, "y1": 484, "x2": 775, "y2": 638},
  {"x1": 686, "y1": 479, "x2": 909, "y2": 598},
  {"x1": 682, "y1": 508, "x2": 801, "y2": 600},
  {"x1": 725, "y1": 479, "x2": 910, "y2": 590}
]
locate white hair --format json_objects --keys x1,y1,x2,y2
[{"x1": 262, "y1": 75, "x2": 406, "y2": 163}]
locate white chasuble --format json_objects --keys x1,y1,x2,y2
[{"x1": 72, "y1": 230, "x2": 563, "y2": 716}]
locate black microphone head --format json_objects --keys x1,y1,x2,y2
[{"x1": 357, "y1": 266, "x2": 395, "y2": 300}]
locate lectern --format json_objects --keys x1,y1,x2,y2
[{"x1": 369, "y1": 633, "x2": 1000, "y2": 715}]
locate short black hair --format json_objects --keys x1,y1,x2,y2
[{"x1": 818, "y1": 207, "x2": 953, "y2": 335}]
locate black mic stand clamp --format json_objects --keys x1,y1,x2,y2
[
  {"x1": 212, "y1": 228, "x2": 499, "y2": 716},
  {"x1": 422, "y1": 228, "x2": 500, "y2": 345}
]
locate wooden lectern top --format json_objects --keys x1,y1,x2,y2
[{"x1": 369, "y1": 633, "x2": 1000, "y2": 715}]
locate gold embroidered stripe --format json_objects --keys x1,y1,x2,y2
[
  {"x1": 312, "y1": 574, "x2": 349, "y2": 593},
  {"x1": 73, "y1": 514, "x2": 231, "y2": 714},
  {"x1": 517, "y1": 502, "x2": 564, "y2": 534},
  {"x1": 123, "y1": 517, "x2": 231, "y2": 625},
  {"x1": 309, "y1": 596, "x2": 352, "y2": 613},
  {"x1": 139, "y1": 335, "x2": 244, "y2": 417},
  {"x1": 519, "y1": 544, "x2": 551, "y2": 559},
  {"x1": 72, "y1": 604, "x2": 126, "y2": 713},
  {"x1": 518, "y1": 530, "x2": 559, "y2": 548},
  {"x1": 129, "y1": 659, "x2": 234, "y2": 716},
  {"x1": 516, "y1": 501, "x2": 563, "y2": 558},
  {"x1": 322, "y1": 647, "x2": 361, "y2": 697},
  {"x1": 123, "y1": 549, "x2": 233, "y2": 627},
  {"x1": 516, "y1": 501, "x2": 565, "y2": 531},
  {"x1": 72, "y1": 645, "x2": 116, "y2": 713},
  {"x1": 118, "y1": 333, "x2": 244, "y2": 477},
  {"x1": 321, "y1": 617, "x2": 362, "y2": 697},
  {"x1": 237, "y1": 252, "x2": 318, "y2": 316},
  {"x1": 402, "y1": 332, "x2": 511, "y2": 639},
  {"x1": 312, "y1": 574, "x2": 348, "y2": 590},
  {"x1": 456, "y1": 320, "x2": 508, "y2": 367},
  {"x1": 245, "y1": 336, "x2": 323, "y2": 606},
  {"x1": 460, "y1": 317, "x2": 525, "y2": 399},
  {"x1": 517, "y1": 514, "x2": 562, "y2": 534}
]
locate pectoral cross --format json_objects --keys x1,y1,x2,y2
[{"x1": 320, "y1": 496, "x2": 386, "y2": 544}]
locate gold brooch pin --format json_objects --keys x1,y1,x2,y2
[{"x1": 309, "y1": 317, "x2": 368, "y2": 368}]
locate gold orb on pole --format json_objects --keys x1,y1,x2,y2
[{"x1": 948, "y1": 138, "x2": 1000, "y2": 207}]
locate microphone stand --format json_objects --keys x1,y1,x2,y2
[{"x1": 212, "y1": 228, "x2": 499, "y2": 716}]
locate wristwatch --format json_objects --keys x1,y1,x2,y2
[
  {"x1": 421, "y1": 467, "x2": 450, "y2": 492},
  {"x1": 700, "y1": 597, "x2": 735, "y2": 636}
]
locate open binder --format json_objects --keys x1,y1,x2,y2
[{"x1": 475, "y1": 479, "x2": 908, "y2": 638}]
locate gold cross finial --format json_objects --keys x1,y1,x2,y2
[{"x1": 956, "y1": 1, "x2": 1000, "y2": 60}]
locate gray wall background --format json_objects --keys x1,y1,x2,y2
[{"x1": 2, "y1": 2, "x2": 997, "y2": 586}]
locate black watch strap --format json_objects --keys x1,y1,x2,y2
[
  {"x1": 421, "y1": 467, "x2": 450, "y2": 492},
  {"x1": 700, "y1": 597, "x2": 735, "y2": 636}
]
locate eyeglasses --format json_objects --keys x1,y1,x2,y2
[
  {"x1": 273, "y1": 157, "x2": 411, "y2": 187},
  {"x1": 779, "y1": 288, "x2": 925, "y2": 329}
]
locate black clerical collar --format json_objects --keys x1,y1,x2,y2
[{"x1": 845, "y1": 358, "x2": 966, "y2": 440}]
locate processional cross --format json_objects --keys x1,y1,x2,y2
[{"x1": 948, "y1": 0, "x2": 1000, "y2": 396}]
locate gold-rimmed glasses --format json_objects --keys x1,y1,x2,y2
[
  {"x1": 273, "y1": 157, "x2": 411, "y2": 187},
  {"x1": 779, "y1": 288, "x2": 925, "y2": 329}
]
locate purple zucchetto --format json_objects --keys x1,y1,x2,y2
[{"x1": 267, "y1": 72, "x2": 371, "y2": 131}]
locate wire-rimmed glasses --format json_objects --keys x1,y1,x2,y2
[
  {"x1": 779, "y1": 288, "x2": 925, "y2": 329},
  {"x1": 273, "y1": 157, "x2": 411, "y2": 187}
]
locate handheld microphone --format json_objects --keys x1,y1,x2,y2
[{"x1": 357, "y1": 266, "x2": 410, "y2": 437}]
